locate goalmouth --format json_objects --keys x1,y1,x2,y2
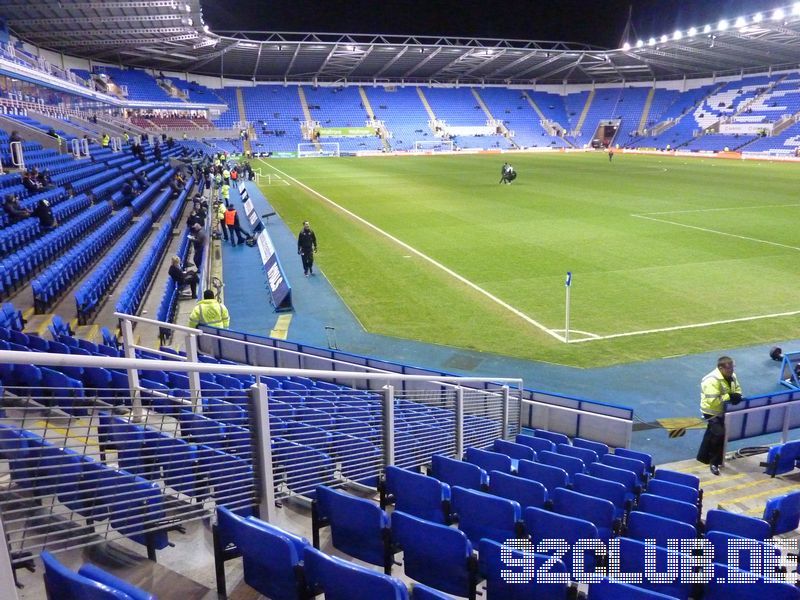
[
  {"x1": 298, "y1": 142, "x2": 340, "y2": 158},
  {"x1": 413, "y1": 140, "x2": 454, "y2": 153}
]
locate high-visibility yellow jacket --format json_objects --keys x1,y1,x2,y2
[
  {"x1": 188, "y1": 298, "x2": 230, "y2": 329},
  {"x1": 216, "y1": 203, "x2": 226, "y2": 223},
  {"x1": 700, "y1": 367, "x2": 742, "y2": 416},
  {"x1": 101, "y1": 134, "x2": 110, "y2": 147}
]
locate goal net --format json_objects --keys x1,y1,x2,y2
[
  {"x1": 297, "y1": 142, "x2": 340, "y2": 158},
  {"x1": 413, "y1": 139, "x2": 454, "y2": 153}
]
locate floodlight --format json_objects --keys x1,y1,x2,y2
[
  {"x1": 204, "y1": 25, "x2": 210, "y2": 32},
  {"x1": 636, "y1": 40, "x2": 644, "y2": 47},
  {"x1": 794, "y1": 3, "x2": 800, "y2": 16},
  {"x1": 734, "y1": 17, "x2": 746, "y2": 28},
  {"x1": 648, "y1": 37, "x2": 656, "y2": 46},
  {"x1": 185, "y1": 3, "x2": 191, "y2": 11},
  {"x1": 688, "y1": 27, "x2": 697, "y2": 37},
  {"x1": 622, "y1": 42, "x2": 631, "y2": 50},
  {"x1": 660, "y1": 34, "x2": 668, "y2": 43},
  {"x1": 718, "y1": 20, "x2": 728, "y2": 31},
  {"x1": 673, "y1": 31, "x2": 682, "y2": 40},
  {"x1": 753, "y1": 12, "x2": 763, "y2": 23},
  {"x1": 703, "y1": 24, "x2": 712, "y2": 34},
  {"x1": 773, "y1": 8, "x2": 785, "y2": 20}
]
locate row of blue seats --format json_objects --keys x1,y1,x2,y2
[
  {"x1": 42, "y1": 551, "x2": 155, "y2": 600},
  {"x1": 4, "y1": 201, "x2": 111, "y2": 301},
  {"x1": 51, "y1": 162, "x2": 105, "y2": 186},
  {"x1": 156, "y1": 229, "x2": 191, "y2": 328},
  {"x1": 115, "y1": 221, "x2": 173, "y2": 316},
  {"x1": 32, "y1": 207, "x2": 131, "y2": 312},
  {"x1": 0, "y1": 302, "x2": 23, "y2": 330}
]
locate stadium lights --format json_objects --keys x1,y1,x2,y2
[
  {"x1": 718, "y1": 19, "x2": 729, "y2": 31},
  {"x1": 753, "y1": 12, "x2": 763, "y2": 23},
  {"x1": 660, "y1": 34, "x2": 668, "y2": 43},
  {"x1": 794, "y1": 3, "x2": 800, "y2": 16},
  {"x1": 636, "y1": 40, "x2": 644, "y2": 48},
  {"x1": 622, "y1": 42, "x2": 630, "y2": 50},
  {"x1": 688, "y1": 27, "x2": 697, "y2": 37},
  {"x1": 703, "y1": 24, "x2": 712, "y2": 33},
  {"x1": 773, "y1": 8, "x2": 785, "y2": 20},
  {"x1": 734, "y1": 16, "x2": 746, "y2": 28},
  {"x1": 673, "y1": 30, "x2": 682, "y2": 40},
  {"x1": 648, "y1": 37, "x2": 656, "y2": 46}
]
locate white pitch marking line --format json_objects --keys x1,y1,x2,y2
[
  {"x1": 263, "y1": 162, "x2": 566, "y2": 342},
  {"x1": 632, "y1": 214, "x2": 800, "y2": 252},
  {"x1": 640, "y1": 203, "x2": 800, "y2": 216},
  {"x1": 569, "y1": 308, "x2": 800, "y2": 343}
]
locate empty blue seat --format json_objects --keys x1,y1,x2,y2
[
  {"x1": 451, "y1": 485, "x2": 521, "y2": 545},
  {"x1": 533, "y1": 428, "x2": 570, "y2": 446},
  {"x1": 464, "y1": 447, "x2": 512, "y2": 475},
  {"x1": 492, "y1": 438, "x2": 535, "y2": 461},
  {"x1": 615, "y1": 447, "x2": 654, "y2": 474},
  {"x1": 304, "y1": 546, "x2": 408, "y2": 600},
  {"x1": 391, "y1": 511, "x2": 479, "y2": 600},
  {"x1": 314, "y1": 485, "x2": 394, "y2": 572},
  {"x1": 626, "y1": 510, "x2": 696, "y2": 548},
  {"x1": 637, "y1": 493, "x2": 698, "y2": 527},
  {"x1": 383, "y1": 465, "x2": 451, "y2": 524},
  {"x1": 588, "y1": 579, "x2": 678, "y2": 599},
  {"x1": 515, "y1": 433, "x2": 555, "y2": 454},
  {"x1": 573, "y1": 472, "x2": 628, "y2": 518},
  {"x1": 430, "y1": 454, "x2": 488, "y2": 491},
  {"x1": 706, "y1": 531, "x2": 782, "y2": 574},
  {"x1": 557, "y1": 442, "x2": 598, "y2": 465},
  {"x1": 488, "y1": 470, "x2": 546, "y2": 510},
  {"x1": 516, "y1": 459, "x2": 568, "y2": 495},
  {"x1": 588, "y1": 461, "x2": 640, "y2": 501},
  {"x1": 763, "y1": 490, "x2": 800, "y2": 534},
  {"x1": 410, "y1": 584, "x2": 453, "y2": 599},
  {"x1": 705, "y1": 509, "x2": 770, "y2": 540},
  {"x1": 538, "y1": 450, "x2": 584, "y2": 481},
  {"x1": 615, "y1": 537, "x2": 691, "y2": 599},
  {"x1": 479, "y1": 538, "x2": 570, "y2": 600},
  {"x1": 573, "y1": 437, "x2": 610, "y2": 457},
  {"x1": 646, "y1": 479, "x2": 699, "y2": 506},
  {"x1": 551, "y1": 486, "x2": 617, "y2": 540},
  {"x1": 764, "y1": 440, "x2": 800, "y2": 477},
  {"x1": 42, "y1": 550, "x2": 155, "y2": 600},
  {"x1": 524, "y1": 506, "x2": 599, "y2": 574},
  {"x1": 600, "y1": 453, "x2": 646, "y2": 483},
  {"x1": 705, "y1": 561, "x2": 800, "y2": 600}
]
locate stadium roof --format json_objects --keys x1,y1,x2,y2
[{"x1": 5, "y1": 1, "x2": 800, "y2": 84}]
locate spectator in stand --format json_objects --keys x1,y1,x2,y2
[
  {"x1": 169, "y1": 175, "x2": 184, "y2": 199},
  {"x1": 9, "y1": 130, "x2": 22, "y2": 143},
  {"x1": 189, "y1": 222, "x2": 207, "y2": 269},
  {"x1": 33, "y1": 198, "x2": 56, "y2": 230},
  {"x1": 153, "y1": 142, "x2": 162, "y2": 162},
  {"x1": 135, "y1": 172, "x2": 149, "y2": 190},
  {"x1": 166, "y1": 137, "x2": 174, "y2": 148},
  {"x1": 121, "y1": 181, "x2": 135, "y2": 206},
  {"x1": 36, "y1": 169, "x2": 53, "y2": 189},
  {"x1": 3, "y1": 194, "x2": 31, "y2": 223},
  {"x1": 186, "y1": 208, "x2": 203, "y2": 229},
  {"x1": 168, "y1": 255, "x2": 199, "y2": 300},
  {"x1": 22, "y1": 170, "x2": 42, "y2": 194},
  {"x1": 87, "y1": 192, "x2": 97, "y2": 205}
]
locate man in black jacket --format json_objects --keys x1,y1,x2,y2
[
  {"x1": 168, "y1": 255, "x2": 198, "y2": 299},
  {"x1": 297, "y1": 220, "x2": 318, "y2": 276}
]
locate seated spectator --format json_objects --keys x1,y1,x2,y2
[
  {"x1": 9, "y1": 130, "x2": 22, "y2": 143},
  {"x1": 22, "y1": 171, "x2": 42, "y2": 194},
  {"x1": 46, "y1": 127, "x2": 58, "y2": 139},
  {"x1": 35, "y1": 169, "x2": 53, "y2": 189},
  {"x1": 3, "y1": 194, "x2": 31, "y2": 223},
  {"x1": 169, "y1": 175, "x2": 184, "y2": 198},
  {"x1": 186, "y1": 209, "x2": 203, "y2": 229},
  {"x1": 121, "y1": 181, "x2": 135, "y2": 205},
  {"x1": 168, "y1": 256, "x2": 199, "y2": 299},
  {"x1": 87, "y1": 192, "x2": 97, "y2": 205},
  {"x1": 33, "y1": 199, "x2": 56, "y2": 230}
]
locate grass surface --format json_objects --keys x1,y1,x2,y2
[{"x1": 256, "y1": 152, "x2": 800, "y2": 367}]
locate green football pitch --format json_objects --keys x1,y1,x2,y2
[{"x1": 255, "y1": 152, "x2": 800, "y2": 367}]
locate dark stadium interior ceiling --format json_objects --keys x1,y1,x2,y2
[{"x1": 4, "y1": 1, "x2": 800, "y2": 84}]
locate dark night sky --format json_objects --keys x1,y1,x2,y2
[{"x1": 201, "y1": 1, "x2": 784, "y2": 49}]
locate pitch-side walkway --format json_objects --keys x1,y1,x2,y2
[{"x1": 220, "y1": 179, "x2": 800, "y2": 465}]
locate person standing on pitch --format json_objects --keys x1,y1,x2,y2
[
  {"x1": 297, "y1": 220, "x2": 318, "y2": 276},
  {"x1": 696, "y1": 356, "x2": 743, "y2": 475}
]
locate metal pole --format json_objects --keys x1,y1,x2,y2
[
  {"x1": 781, "y1": 403, "x2": 792, "y2": 444},
  {"x1": 501, "y1": 386, "x2": 510, "y2": 440},
  {"x1": 184, "y1": 333, "x2": 203, "y2": 414},
  {"x1": 382, "y1": 385, "x2": 395, "y2": 467},
  {"x1": 455, "y1": 386, "x2": 464, "y2": 459},
  {"x1": 565, "y1": 272, "x2": 572, "y2": 344},
  {"x1": 119, "y1": 317, "x2": 142, "y2": 423},
  {"x1": 250, "y1": 382, "x2": 276, "y2": 522},
  {"x1": 0, "y1": 513, "x2": 19, "y2": 600}
]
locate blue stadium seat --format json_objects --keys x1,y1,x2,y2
[
  {"x1": 557, "y1": 442, "x2": 598, "y2": 465},
  {"x1": 492, "y1": 438, "x2": 535, "y2": 461},
  {"x1": 653, "y1": 468, "x2": 697, "y2": 490},
  {"x1": 588, "y1": 579, "x2": 678, "y2": 599},
  {"x1": 313, "y1": 485, "x2": 394, "y2": 573},
  {"x1": 516, "y1": 459, "x2": 568, "y2": 495},
  {"x1": 646, "y1": 478, "x2": 699, "y2": 506},
  {"x1": 764, "y1": 440, "x2": 800, "y2": 477},
  {"x1": 524, "y1": 506, "x2": 599, "y2": 574},
  {"x1": 451, "y1": 485, "x2": 521, "y2": 545},
  {"x1": 533, "y1": 428, "x2": 570, "y2": 446},
  {"x1": 615, "y1": 447, "x2": 654, "y2": 475},
  {"x1": 538, "y1": 450, "x2": 584, "y2": 481},
  {"x1": 551, "y1": 486, "x2": 617, "y2": 540},
  {"x1": 42, "y1": 550, "x2": 155, "y2": 600},
  {"x1": 573, "y1": 437, "x2": 609, "y2": 457},
  {"x1": 615, "y1": 537, "x2": 691, "y2": 599},
  {"x1": 391, "y1": 511, "x2": 479, "y2": 600},
  {"x1": 515, "y1": 433, "x2": 555, "y2": 454},
  {"x1": 705, "y1": 561, "x2": 800, "y2": 600},
  {"x1": 304, "y1": 546, "x2": 408, "y2": 600},
  {"x1": 637, "y1": 493, "x2": 698, "y2": 527},
  {"x1": 705, "y1": 509, "x2": 770, "y2": 540},
  {"x1": 488, "y1": 470, "x2": 546, "y2": 510},
  {"x1": 625, "y1": 510, "x2": 697, "y2": 548},
  {"x1": 410, "y1": 584, "x2": 454, "y2": 599},
  {"x1": 479, "y1": 538, "x2": 570, "y2": 600},
  {"x1": 382, "y1": 465, "x2": 451, "y2": 524},
  {"x1": 464, "y1": 447, "x2": 512, "y2": 475},
  {"x1": 600, "y1": 453, "x2": 646, "y2": 483},
  {"x1": 705, "y1": 531, "x2": 783, "y2": 575},
  {"x1": 573, "y1": 472, "x2": 628, "y2": 519},
  {"x1": 430, "y1": 454, "x2": 488, "y2": 491},
  {"x1": 763, "y1": 490, "x2": 800, "y2": 534}
]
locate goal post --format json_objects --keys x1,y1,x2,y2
[
  {"x1": 297, "y1": 142, "x2": 340, "y2": 157},
  {"x1": 413, "y1": 139, "x2": 454, "y2": 153}
]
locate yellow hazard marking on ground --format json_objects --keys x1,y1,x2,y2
[
  {"x1": 34, "y1": 420, "x2": 99, "y2": 448},
  {"x1": 703, "y1": 475, "x2": 776, "y2": 496},
  {"x1": 723, "y1": 483, "x2": 800, "y2": 504},
  {"x1": 695, "y1": 472, "x2": 748, "y2": 486},
  {"x1": 270, "y1": 314, "x2": 292, "y2": 340}
]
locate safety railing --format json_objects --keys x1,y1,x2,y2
[{"x1": 9, "y1": 141, "x2": 23, "y2": 171}]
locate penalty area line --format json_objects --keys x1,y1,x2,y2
[{"x1": 263, "y1": 162, "x2": 565, "y2": 342}]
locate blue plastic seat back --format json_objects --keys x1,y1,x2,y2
[
  {"x1": 588, "y1": 462, "x2": 638, "y2": 497},
  {"x1": 551, "y1": 487, "x2": 616, "y2": 540},
  {"x1": 451, "y1": 485, "x2": 520, "y2": 545},
  {"x1": 410, "y1": 584, "x2": 453, "y2": 599},
  {"x1": 479, "y1": 538, "x2": 568, "y2": 600},
  {"x1": 488, "y1": 470, "x2": 546, "y2": 510},
  {"x1": 763, "y1": 490, "x2": 800, "y2": 535},
  {"x1": 107, "y1": 470, "x2": 168, "y2": 549},
  {"x1": 385, "y1": 465, "x2": 450, "y2": 524},
  {"x1": 557, "y1": 442, "x2": 598, "y2": 465},
  {"x1": 515, "y1": 433, "x2": 555, "y2": 454},
  {"x1": 524, "y1": 506, "x2": 598, "y2": 574},
  {"x1": 198, "y1": 447, "x2": 254, "y2": 511},
  {"x1": 626, "y1": 510, "x2": 697, "y2": 548},
  {"x1": 615, "y1": 447, "x2": 653, "y2": 473},
  {"x1": 41, "y1": 551, "x2": 134, "y2": 600},
  {"x1": 271, "y1": 439, "x2": 334, "y2": 496},
  {"x1": 303, "y1": 546, "x2": 408, "y2": 600},
  {"x1": 705, "y1": 509, "x2": 771, "y2": 540},
  {"x1": 492, "y1": 439, "x2": 535, "y2": 461},
  {"x1": 706, "y1": 531, "x2": 782, "y2": 574},
  {"x1": 77, "y1": 564, "x2": 155, "y2": 600},
  {"x1": 464, "y1": 447, "x2": 512, "y2": 475},
  {"x1": 573, "y1": 437, "x2": 609, "y2": 457},
  {"x1": 705, "y1": 562, "x2": 800, "y2": 600},
  {"x1": 533, "y1": 428, "x2": 570, "y2": 446},
  {"x1": 431, "y1": 454, "x2": 487, "y2": 491},
  {"x1": 538, "y1": 450, "x2": 584, "y2": 481},
  {"x1": 315, "y1": 485, "x2": 389, "y2": 567},
  {"x1": 516, "y1": 459, "x2": 568, "y2": 495},
  {"x1": 588, "y1": 579, "x2": 679, "y2": 599},
  {"x1": 617, "y1": 537, "x2": 692, "y2": 600},
  {"x1": 573, "y1": 473, "x2": 627, "y2": 516},
  {"x1": 765, "y1": 440, "x2": 800, "y2": 476},
  {"x1": 637, "y1": 493, "x2": 698, "y2": 526},
  {"x1": 391, "y1": 510, "x2": 474, "y2": 598},
  {"x1": 601, "y1": 453, "x2": 646, "y2": 482},
  {"x1": 646, "y1": 479, "x2": 698, "y2": 506}
]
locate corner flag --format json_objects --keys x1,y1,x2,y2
[{"x1": 565, "y1": 271, "x2": 572, "y2": 287}]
